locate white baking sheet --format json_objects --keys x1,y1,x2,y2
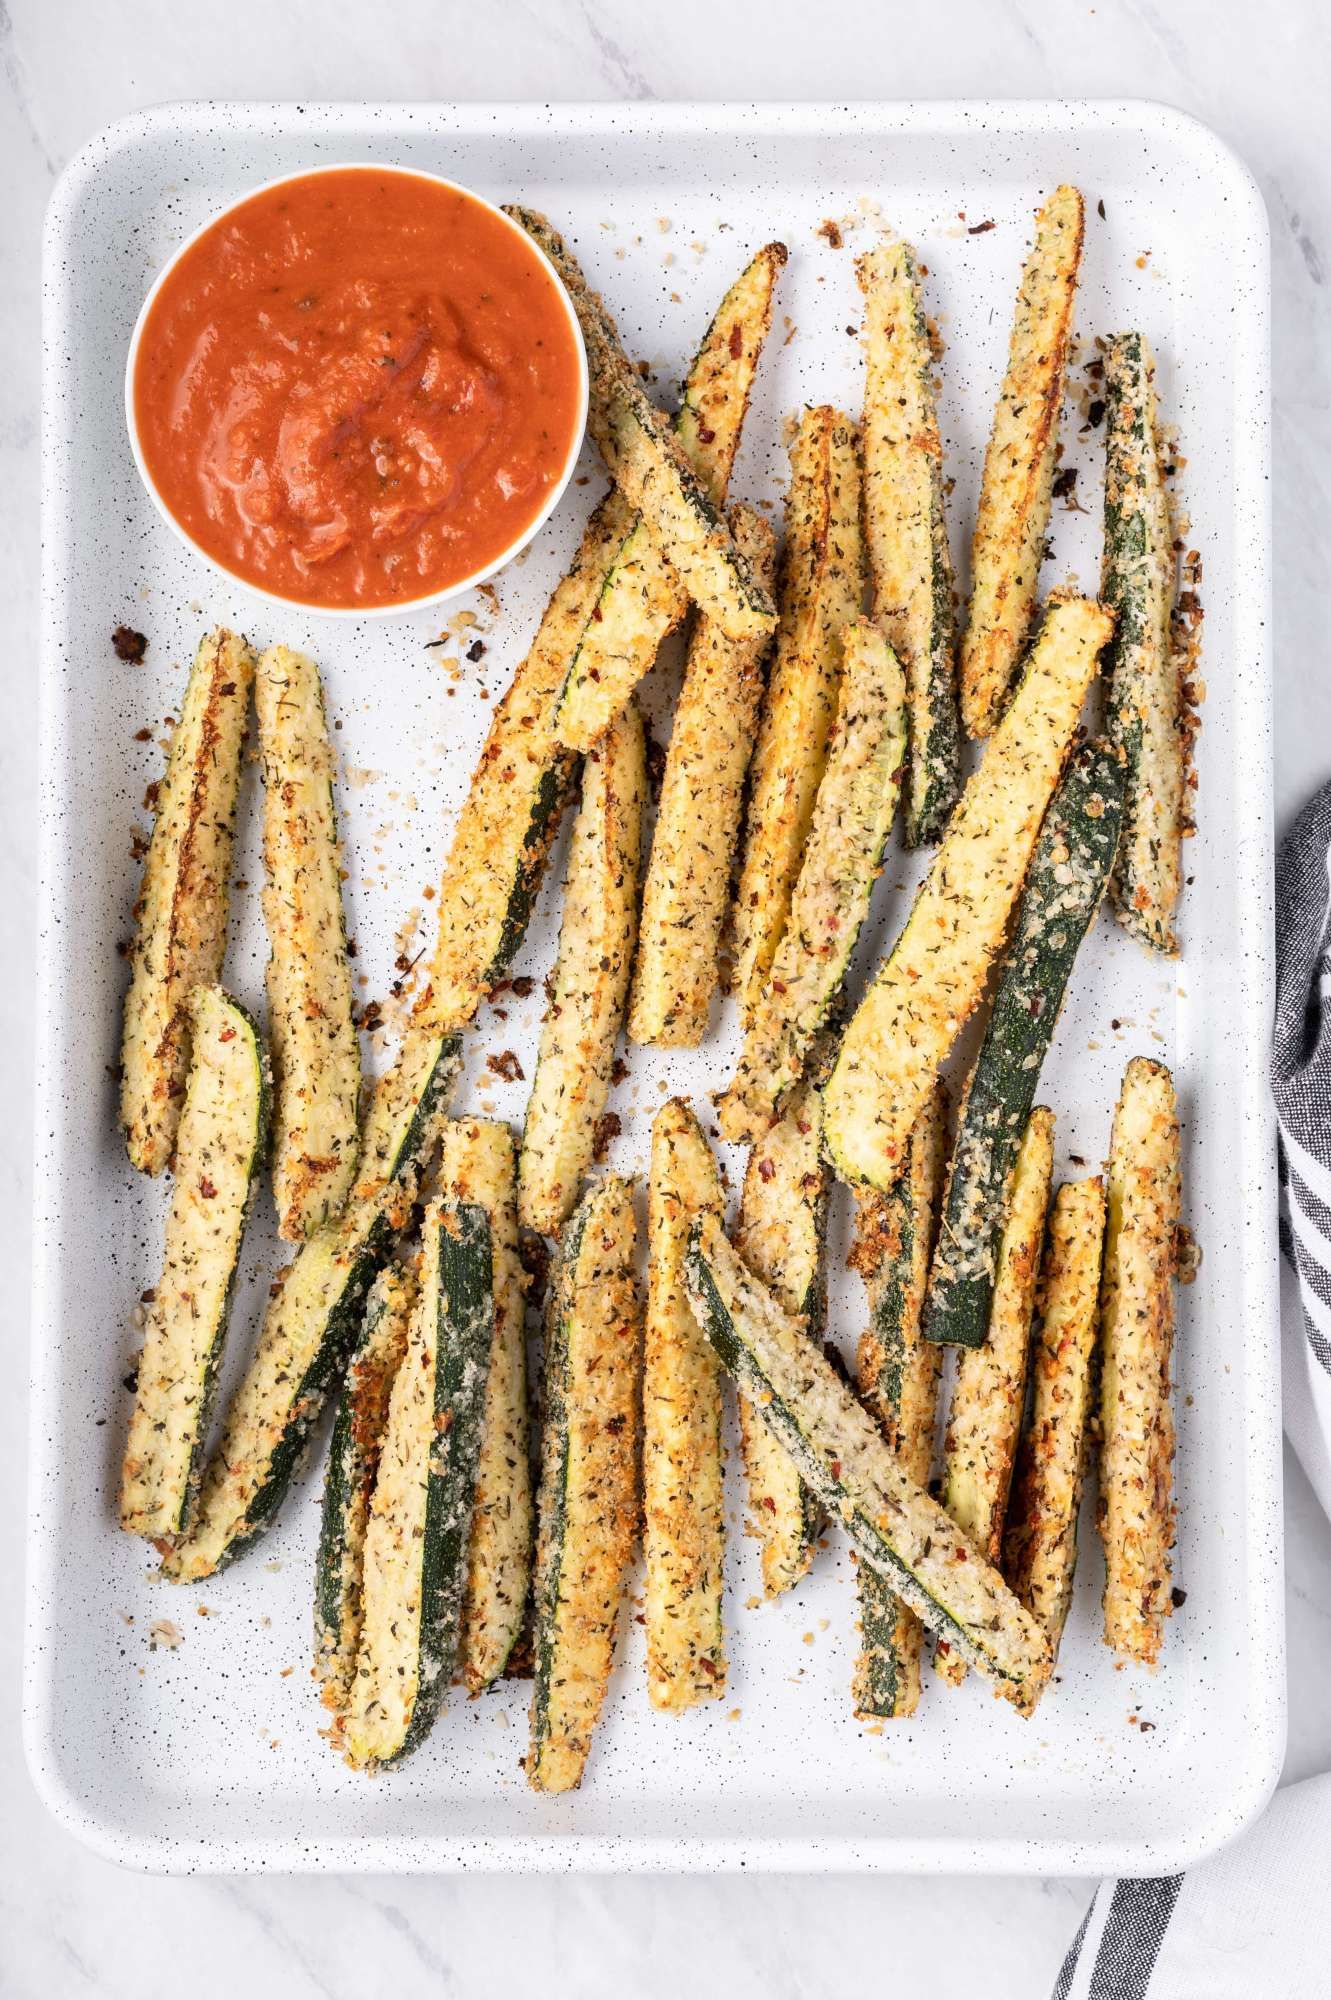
[{"x1": 28, "y1": 100, "x2": 1279, "y2": 1873}]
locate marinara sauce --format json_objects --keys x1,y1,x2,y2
[{"x1": 132, "y1": 168, "x2": 585, "y2": 610}]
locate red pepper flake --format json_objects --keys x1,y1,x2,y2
[
  {"x1": 967, "y1": 218, "x2": 996, "y2": 235},
  {"x1": 218, "y1": 1027, "x2": 237, "y2": 1043},
  {"x1": 198, "y1": 1177, "x2": 218, "y2": 1199},
  {"x1": 757, "y1": 1157, "x2": 776, "y2": 1182},
  {"x1": 509, "y1": 975, "x2": 535, "y2": 999},
  {"x1": 816, "y1": 218, "x2": 844, "y2": 249},
  {"x1": 728, "y1": 321, "x2": 745, "y2": 357},
  {"x1": 486, "y1": 1049, "x2": 524, "y2": 1084}
]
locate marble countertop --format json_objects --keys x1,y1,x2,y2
[{"x1": 4, "y1": 1, "x2": 1330, "y2": 1992}]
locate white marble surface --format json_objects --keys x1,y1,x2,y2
[{"x1": 4, "y1": 1, "x2": 1331, "y2": 1993}]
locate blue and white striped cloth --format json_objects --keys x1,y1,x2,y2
[{"x1": 1051, "y1": 779, "x2": 1331, "y2": 1996}]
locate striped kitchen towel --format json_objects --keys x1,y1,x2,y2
[
  {"x1": 1273, "y1": 777, "x2": 1331, "y2": 1519},
  {"x1": 1052, "y1": 1774, "x2": 1331, "y2": 1996}
]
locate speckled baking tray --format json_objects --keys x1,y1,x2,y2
[{"x1": 28, "y1": 100, "x2": 1279, "y2": 1873}]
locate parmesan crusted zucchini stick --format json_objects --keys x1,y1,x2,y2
[
  {"x1": 824, "y1": 594, "x2": 1113, "y2": 1191},
  {"x1": 734, "y1": 1074, "x2": 829, "y2": 1596},
  {"x1": 506, "y1": 208, "x2": 776, "y2": 644},
  {"x1": 1101, "y1": 332, "x2": 1182, "y2": 954},
  {"x1": 961, "y1": 186, "x2": 1084, "y2": 739},
  {"x1": 733, "y1": 407, "x2": 865, "y2": 1020},
  {"x1": 314, "y1": 1263, "x2": 415, "y2": 1710},
  {"x1": 341, "y1": 1193, "x2": 495, "y2": 1769},
  {"x1": 851, "y1": 1085, "x2": 947, "y2": 1719},
  {"x1": 518, "y1": 699, "x2": 645, "y2": 1236},
  {"x1": 446, "y1": 1119, "x2": 533, "y2": 1696},
  {"x1": 120, "y1": 987, "x2": 267, "y2": 1542},
  {"x1": 644, "y1": 1100, "x2": 728, "y2": 1710},
  {"x1": 1003, "y1": 1176, "x2": 1107, "y2": 1715},
  {"x1": 858, "y1": 239, "x2": 962, "y2": 846},
  {"x1": 530, "y1": 1177, "x2": 641, "y2": 1793},
  {"x1": 629, "y1": 505, "x2": 777, "y2": 1046},
  {"x1": 685, "y1": 1215, "x2": 1053, "y2": 1702},
  {"x1": 935, "y1": 1107, "x2": 1054, "y2": 1687},
  {"x1": 718, "y1": 620, "x2": 905, "y2": 1142},
  {"x1": 555, "y1": 243, "x2": 786, "y2": 752},
  {"x1": 1098, "y1": 1057, "x2": 1181, "y2": 1665},
  {"x1": 120, "y1": 628, "x2": 255, "y2": 1175},
  {"x1": 256, "y1": 646, "x2": 361, "y2": 1240},
  {"x1": 415, "y1": 491, "x2": 634, "y2": 1035}
]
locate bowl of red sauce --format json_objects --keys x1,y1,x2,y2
[{"x1": 126, "y1": 164, "x2": 588, "y2": 616}]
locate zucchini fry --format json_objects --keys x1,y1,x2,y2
[
  {"x1": 935, "y1": 1108, "x2": 1054, "y2": 1686},
  {"x1": 256, "y1": 645, "x2": 361, "y2": 1240},
  {"x1": 506, "y1": 208, "x2": 776, "y2": 643},
  {"x1": 446, "y1": 1119, "x2": 532, "y2": 1695},
  {"x1": 1101, "y1": 331, "x2": 1182, "y2": 954},
  {"x1": 1003, "y1": 1177, "x2": 1107, "y2": 1715},
  {"x1": 719, "y1": 620, "x2": 905, "y2": 1142},
  {"x1": 555, "y1": 243, "x2": 787, "y2": 751},
  {"x1": 961, "y1": 186, "x2": 1085, "y2": 739},
  {"x1": 162, "y1": 1029, "x2": 460, "y2": 1582},
  {"x1": 629, "y1": 504, "x2": 777, "y2": 1046},
  {"x1": 733, "y1": 407, "x2": 865, "y2": 1020},
  {"x1": 530, "y1": 1177, "x2": 641, "y2": 1793},
  {"x1": 314, "y1": 1263, "x2": 415, "y2": 1710},
  {"x1": 342, "y1": 1195, "x2": 495, "y2": 1769},
  {"x1": 734, "y1": 1075, "x2": 829, "y2": 1596},
  {"x1": 685, "y1": 1215, "x2": 1053, "y2": 1703},
  {"x1": 415, "y1": 491, "x2": 635, "y2": 1035},
  {"x1": 120, "y1": 628, "x2": 254, "y2": 1175},
  {"x1": 120, "y1": 987, "x2": 267, "y2": 1542},
  {"x1": 858, "y1": 239, "x2": 962, "y2": 845},
  {"x1": 1098, "y1": 1057, "x2": 1181, "y2": 1665},
  {"x1": 823, "y1": 594, "x2": 1113, "y2": 1191},
  {"x1": 851, "y1": 1084, "x2": 947, "y2": 1719},
  {"x1": 518, "y1": 698, "x2": 645, "y2": 1235},
  {"x1": 922, "y1": 739, "x2": 1124, "y2": 1348},
  {"x1": 644, "y1": 1100, "x2": 727, "y2": 1710}
]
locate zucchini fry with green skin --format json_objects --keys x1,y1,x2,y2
[
  {"x1": 120, "y1": 628, "x2": 255, "y2": 1176},
  {"x1": 1101, "y1": 332, "x2": 1182, "y2": 954},
  {"x1": 1098, "y1": 1057, "x2": 1181, "y2": 1665},
  {"x1": 342, "y1": 1196, "x2": 495, "y2": 1769},
  {"x1": 850, "y1": 1084, "x2": 947, "y2": 1719},
  {"x1": 719, "y1": 620, "x2": 905, "y2": 1143},
  {"x1": 734, "y1": 1075, "x2": 829, "y2": 1596},
  {"x1": 824, "y1": 594, "x2": 1113, "y2": 1192},
  {"x1": 1003, "y1": 1177, "x2": 1107, "y2": 1715},
  {"x1": 446, "y1": 1119, "x2": 533, "y2": 1695},
  {"x1": 922, "y1": 739, "x2": 1125, "y2": 1348},
  {"x1": 163, "y1": 1029, "x2": 461, "y2": 1582},
  {"x1": 256, "y1": 645, "x2": 361, "y2": 1240},
  {"x1": 314, "y1": 1264, "x2": 416, "y2": 1710},
  {"x1": 555, "y1": 243, "x2": 787, "y2": 752},
  {"x1": 858, "y1": 239, "x2": 962, "y2": 846},
  {"x1": 644, "y1": 1100, "x2": 727, "y2": 1710},
  {"x1": 414, "y1": 492, "x2": 634, "y2": 1035},
  {"x1": 530, "y1": 1177, "x2": 641, "y2": 1793},
  {"x1": 961, "y1": 186, "x2": 1085, "y2": 739},
  {"x1": 733, "y1": 407, "x2": 866, "y2": 1021},
  {"x1": 518, "y1": 698, "x2": 645, "y2": 1236},
  {"x1": 629, "y1": 505, "x2": 777, "y2": 1047},
  {"x1": 936, "y1": 1107, "x2": 1054, "y2": 1686},
  {"x1": 506, "y1": 208, "x2": 776, "y2": 644},
  {"x1": 685, "y1": 1215, "x2": 1053, "y2": 1702},
  {"x1": 120, "y1": 988, "x2": 268, "y2": 1542}
]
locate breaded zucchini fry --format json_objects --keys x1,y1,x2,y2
[
  {"x1": 732, "y1": 407, "x2": 865, "y2": 1020},
  {"x1": 629, "y1": 504, "x2": 777, "y2": 1046},
  {"x1": 120, "y1": 628, "x2": 254, "y2": 1175},
  {"x1": 961, "y1": 186, "x2": 1084, "y2": 739},
  {"x1": 256, "y1": 645, "x2": 361, "y2": 1239},
  {"x1": 518, "y1": 699, "x2": 645, "y2": 1235}
]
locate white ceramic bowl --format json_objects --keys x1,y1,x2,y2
[{"x1": 124, "y1": 161, "x2": 589, "y2": 620}]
